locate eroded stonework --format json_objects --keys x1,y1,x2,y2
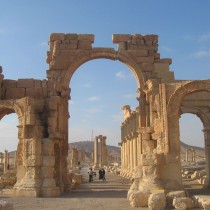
[{"x1": 0, "y1": 33, "x2": 210, "y2": 200}]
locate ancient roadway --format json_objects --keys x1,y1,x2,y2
[{"x1": 1, "y1": 165, "x2": 148, "y2": 210}]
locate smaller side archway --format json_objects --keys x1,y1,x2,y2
[
  {"x1": 0, "y1": 100, "x2": 25, "y2": 187},
  {"x1": 167, "y1": 81, "x2": 210, "y2": 189}
]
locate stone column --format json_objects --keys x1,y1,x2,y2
[
  {"x1": 94, "y1": 137, "x2": 99, "y2": 169},
  {"x1": 127, "y1": 139, "x2": 130, "y2": 176},
  {"x1": 185, "y1": 149, "x2": 188, "y2": 162},
  {"x1": 71, "y1": 147, "x2": 78, "y2": 168},
  {"x1": 14, "y1": 151, "x2": 17, "y2": 169},
  {"x1": 0, "y1": 153, "x2": 3, "y2": 164},
  {"x1": 100, "y1": 136, "x2": 107, "y2": 166},
  {"x1": 123, "y1": 141, "x2": 126, "y2": 170},
  {"x1": 203, "y1": 127, "x2": 210, "y2": 188},
  {"x1": 129, "y1": 139, "x2": 133, "y2": 176},
  {"x1": 4, "y1": 150, "x2": 8, "y2": 173},
  {"x1": 133, "y1": 136, "x2": 137, "y2": 168},
  {"x1": 192, "y1": 148, "x2": 196, "y2": 162}
]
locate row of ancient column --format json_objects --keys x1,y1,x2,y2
[
  {"x1": 70, "y1": 147, "x2": 86, "y2": 168},
  {"x1": 93, "y1": 135, "x2": 108, "y2": 169},
  {"x1": 185, "y1": 148, "x2": 196, "y2": 162},
  {"x1": 120, "y1": 107, "x2": 141, "y2": 178},
  {"x1": 0, "y1": 150, "x2": 17, "y2": 173}
]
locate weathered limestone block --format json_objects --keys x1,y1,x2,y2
[
  {"x1": 78, "y1": 34, "x2": 94, "y2": 42},
  {"x1": 26, "y1": 138, "x2": 42, "y2": 155},
  {"x1": 112, "y1": 34, "x2": 131, "y2": 43},
  {"x1": 17, "y1": 79, "x2": 34, "y2": 88},
  {"x1": 42, "y1": 178, "x2": 56, "y2": 188},
  {"x1": 141, "y1": 154, "x2": 162, "y2": 166},
  {"x1": 50, "y1": 33, "x2": 65, "y2": 41},
  {"x1": 48, "y1": 96, "x2": 61, "y2": 110},
  {"x1": 127, "y1": 178, "x2": 140, "y2": 199},
  {"x1": 166, "y1": 191, "x2": 186, "y2": 208},
  {"x1": 78, "y1": 39, "x2": 93, "y2": 50},
  {"x1": 136, "y1": 56, "x2": 154, "y2": 63},
  {"x1": 173, "y1": 197, "x2": 195, "y2": 209},
  {"x1": 140, "y1": 63, "x2": 154, "y2": 72},
  {"x1": 25, "y1": 112, "x2": 36, "y2": 125},
  {"x1": 0, "y1": 200, "x2": 14, "y2": 210},
  {"x1": 127, "y1": 49, "x2": 148, "y2": 57},
  {"x1": 128, "y1": 190, "x2": 150, "y2": 207},
  {"x1": 27, "y1": 155, "x2": 42, "y2": 167},
  {"x1": 5, "y1": 87, "x2": 25, "y2": 99},
  {"x1": 148, "y1": 192, "x2": 166, "y2": 210},
  {"x1": 43, "y1": 156, "x2": 55, "y2": 167},
  {"x1": 3, "y1": 79, "x2": 17, "y2": 88},
  {"x1": 34, "y1": 80, "x2": 42, "y2": 87},
  {"x1": 42, "y1": 139, "x2": 54, "y2": 155},
  {"x1": 155, "y1": 58, "x2": 172, "y2": 65},
  {"x1": 26, "y1": 87, "x2": 43, "y2": 98},
  {"x1": 142, "y1": 140, "x2": 155, "y2": 153},
  {"x1": 41, "y1": 167, "x2": 54, "y2": 178}
]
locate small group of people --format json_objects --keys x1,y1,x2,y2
[
  {"x1": 98, "y1": 168, "x2": 106, "y2": 181},
  {"x1": 88, "y1": 167, "x2": 106, "y2": 182}
]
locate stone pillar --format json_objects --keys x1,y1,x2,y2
[
  {"x1": 0, "y1": 153, "x2": 3, "y2": 164},
  {"x1": 192, "y1": 148, "x2": 196, "y2": 162},
  {"x1": 4, "y1": 150, "x2": 8, "y2": 173},
  {"x1": 123, "y1": 141, "x2": 126, "y2": 170},
  {"x1": 71, "y1": 147, "x2": 78, "y2": 168},
  {"x1": 129, "y1": 139, "x2": 133, "y2": 176},
  {"x1": 94, "y1": 137, "x2": 99, "y2": 169},
  {"x1": 203, "y1": 127, "x2": 210, "y2": 188},
  {"x1": 127, "y1": 139, "x2": 130, "y2": 176},
  {"x1": 133, "y1": 136, "x2": 137, "y2": 168},
  {"x1": 14, "y1": 151, "x2": 17, "y2": 169},
  {"x1": 185, "y1": 149, "x2": 188, "y2": 162},
  {"x1": 100, "y1": 136, "x2": 107, "y2": 166}
]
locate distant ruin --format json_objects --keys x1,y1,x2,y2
[{"x1": 0, "y1": 33, "x2": 210, "y2": 201}]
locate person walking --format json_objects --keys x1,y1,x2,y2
[{"x1": 88, "y1": 167, "x2": 93, "y2": 182}]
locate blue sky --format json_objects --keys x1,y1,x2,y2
[{"x1": 0, "y1": 0, "x2": 210, "y2": 151}]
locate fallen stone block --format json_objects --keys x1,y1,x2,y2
[
  {"x1": 173, "y1": 197, "x2": 195, "y2": 209},
  {"x1": 166, "y1": 190, "x2": 186, "y2": 208},
  {"x1": 148, "y1": 192, "x2": 166, "y2": 210},
  {"x1": 128, "y1": 190, "x2": 150, "y2": 207}
]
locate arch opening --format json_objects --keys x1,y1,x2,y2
[
  {"x1": 68, "y1": 58, "x2": 139, "y2": 170},
  {"x1": 0, "y1": 112, "x2": 19, "y2": 189}
]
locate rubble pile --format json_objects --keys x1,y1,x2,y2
[
  {"x1": 182, "y1": 160, "x2": 207, "y2": 186},
  {"x1": 0, "y1": 170, "x2": 16, "y2": 189}
]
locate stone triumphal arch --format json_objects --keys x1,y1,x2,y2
[{"x1": 0, "y1": 33, "x2": 210, "y2": 199}]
